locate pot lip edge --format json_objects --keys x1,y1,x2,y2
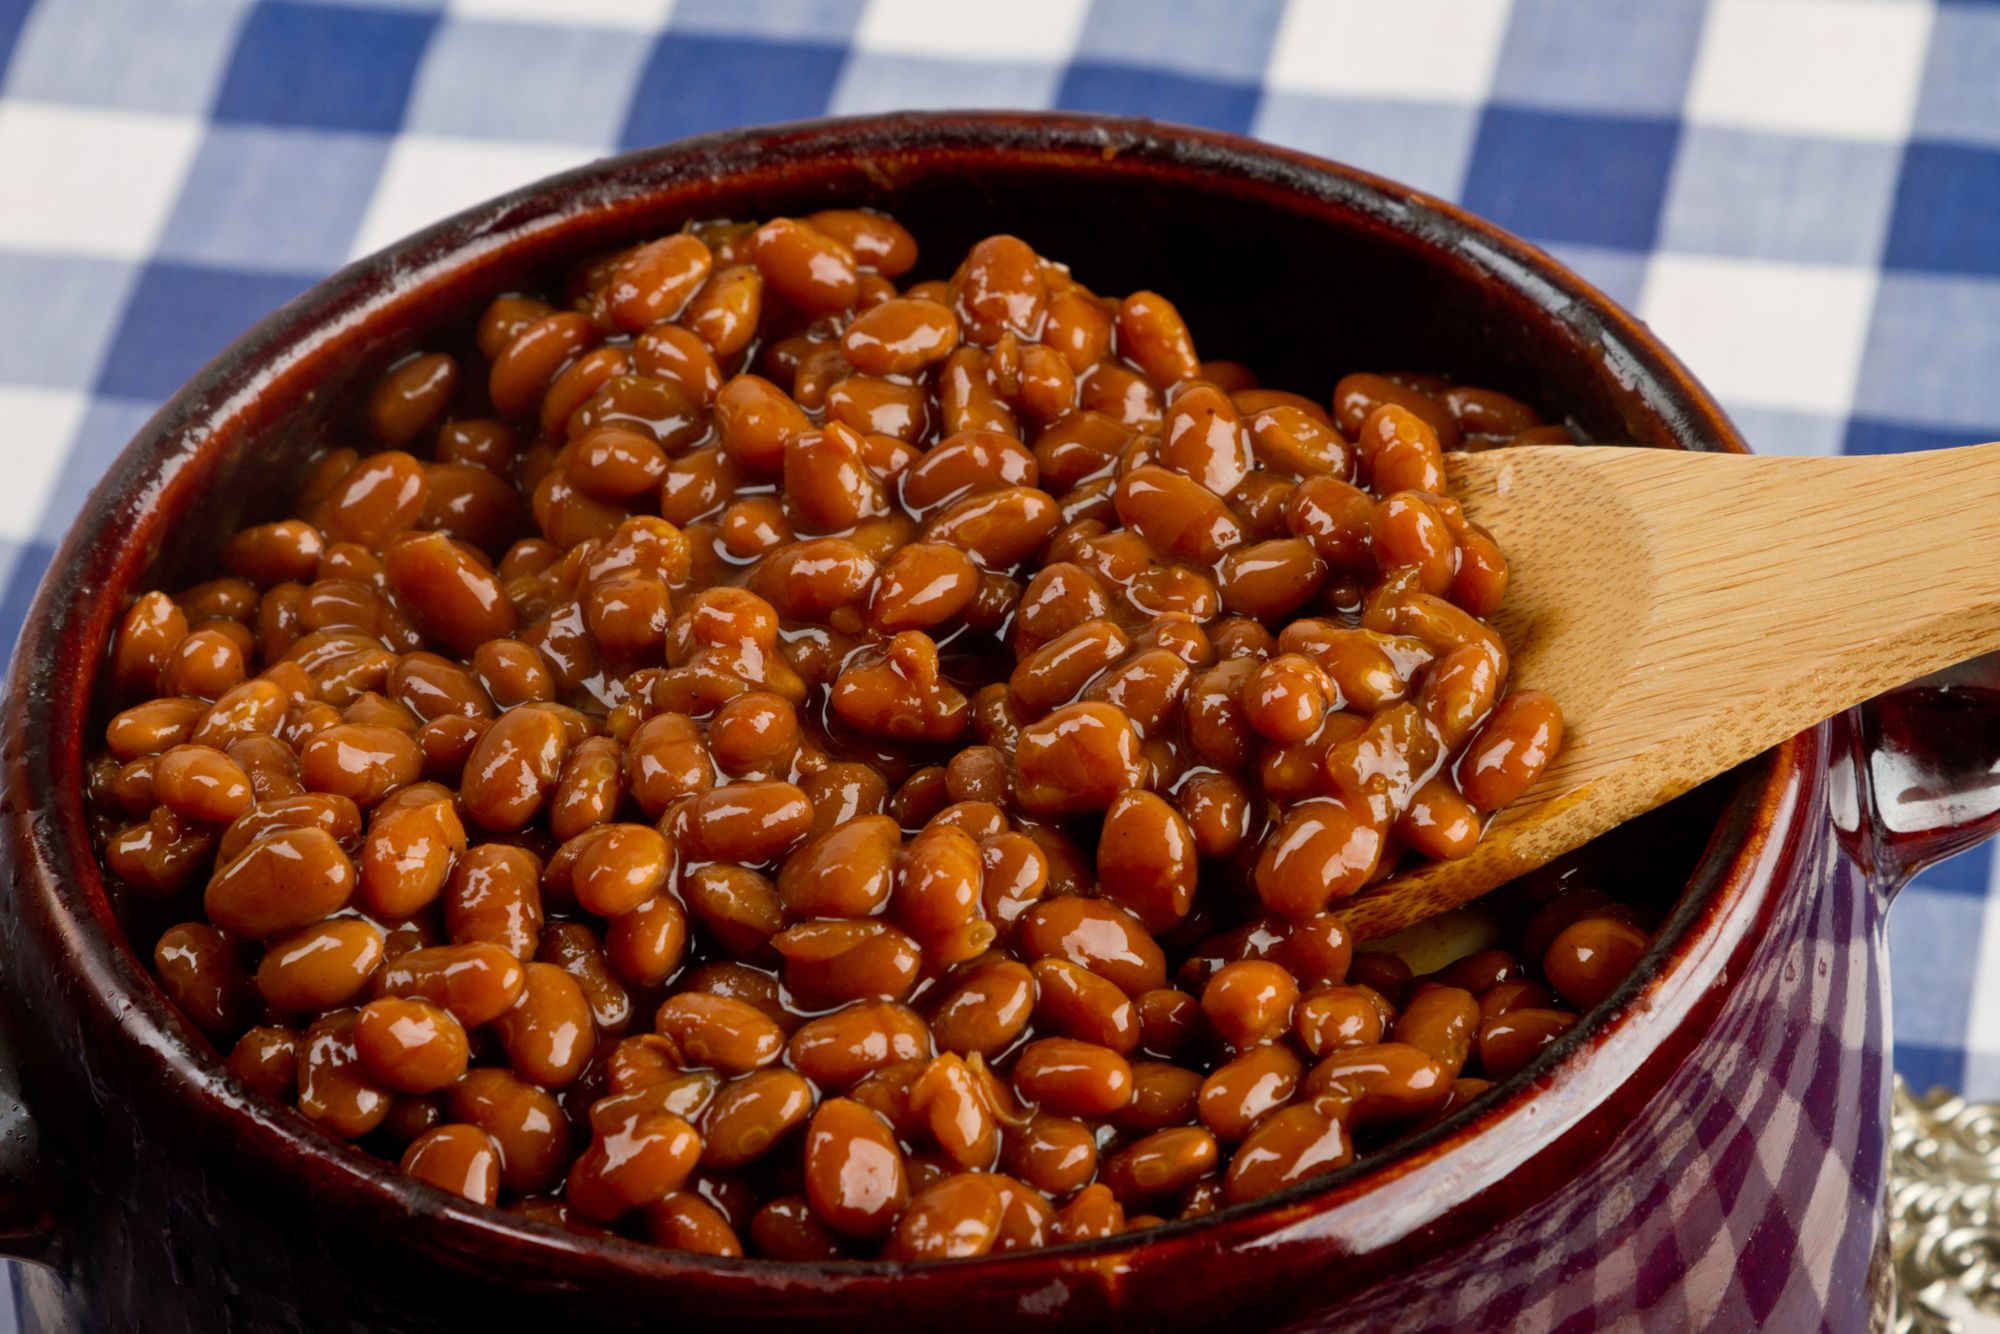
[{"x1": 0, "y1": 108, "x2": 1795, "y2": 1283}]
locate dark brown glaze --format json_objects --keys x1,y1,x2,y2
[{"x1": 0, "y1": 111, "x2": 1976, "y2": 1330}]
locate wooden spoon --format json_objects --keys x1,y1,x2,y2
[{"x1": 1333, "y1": 441, "x2": 2000, "y2": 941}]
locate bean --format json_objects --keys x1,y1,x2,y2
[
  {"x1": 1114, "y1": 466, "x2": 1243, "y2": 563},
  {"x1": 608, "y1": 233, "x2": 713, "y2": 331},
  {"x1": 1543, "y1": 916, "x2": 1650, "y2": 1012},
  {"x1": 752, "y1": 217, "x2": 858, "y2": 314},
  {"x1": 772, "y1": 919, "x2": 921, "y2": 1009},
  {"x1": 1392, "y1": 986, "x2": 1481, "y2": 1078},
  {"x1": 1013, "y1": 701, "x2": 1144, "y2": 817},
  {"x1": 442, "y1": 843, "x2": 543, "y2": 959},
  {"x1": 645, "y1": 1191, "x2": 743, "y2": 1257},
  {"x1": 204, "y1": 826, "x2": 356, "y2": 939},
  {"x1": 1031, "y1": 958, "x2": 1140, "y2": 1054},
  {"x1": 1202, "y1": 960, "x2": 1300, "y2": 1049},
  {"x1": 571, "y1": 823, "x2": 672, "y2": 917},
  {"x1": 154, "y1": 922, "x2": 257, "y2": 1037},
  {"x1": 226, "y1": 1024, "x2": 300, "y2": 1101},
  {"x1": 400, "y1": 1123, "x2": 501, "y2": 1205},
  {"x1": 1198, "y1": 1044, "x2": 1302, "y2": 1142},
  {"x1": 1011, "y1": 1038, "x2": 1133, "y2": 1117},
  {"x1": 492, "y1": 962, "x2": 596, "y2": 1088},
  {"x1": 111, "y1": 592, "x2": 190, "y2": 696},
  {"x1": 1304, "y1": 1042, "x2": 1451, "y2": 1127},
  {"x1": 257, "y1": 918, "x2": 384, "y2": 1013},
  {"x1": 703, "y1": 1068, "x2": 815, "y2": 1170},
  {"x1": 566, "y1": 1107, "x2": 701, "y2": 1222},
  {"x1": 1457, "y1": 691, "x2": 1563, "y2": 810},
  {"x1": 1016, "y1": 896, "x2": 1166, "y2": 997},
  {"x1": 353, "y1": 997, "x2": 469, "y2": 1093},
  {"x1": 787, "y1": 1001, "x2": 932, "y2": 1090},
  {"x1": 657, "y1": 993, "x2": 783, "y2": 1076},
  {"x1": 1103, "y1": 1126, "x2": 1218, "y2": 1207},
  {"x1": 385, "y1": 532, "x2": 516, "y2": 655},
  {"x1": 356, "y1": 785, "x2": 466, "y2": 917},
  {"x1": 804, "y1": 1099, "x2": 908, "y2": 1241},
  {"x1": 1116, "y1": 291, "x2": 1199, "y2": 387},
  {"x1": 842, "y1": 297, "x2": 960, "y2": 376},
  {"x1": 152, "y1": 744, "x2": 255, "y2": 824},
  {"x1": 686, "y1": 781, "x2": 813, "y2": 865},
  {"x1": 311, "y1": 451, "x2": 429, "y2": 549},
  {"x1": 867, "y1": 542, "x2": 979, "y2": 632},
  {"x1": 889, "y1": 1172, "x2": 1003, "y2": 1260},
  {"x1": 449, "y1": 1068, "x2": 573, "y2": 1193},
  {"x1": 1477, "y1": 1007, "x2": 1580, "y2": 1080},
  {"x1": 298, "y1": 1009, "x2": 393, "y2": 1138},
  {"x1": 930, "y1": 959, "x2": 1036, "y2": 1059},
  {"x1": 908, "y1": 1052, "x2": 1000, "y2": 1170},
  {"x1": 1294, "y1": 985, "x2": 1388, "y2": 1057},
  {"x1": 378, "y1": 942, "x2": 525, "y2": 1028},
  {"x1": 460, "y1": 706, "x2": 568, "y2": 831},
  {"x1": 1223, "y1": 1100, "x2": 1352, "y2": 1204},
  {"x1": 750, "y1": 1195, "x2": 846, "y2": 1261}
]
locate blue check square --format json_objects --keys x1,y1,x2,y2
[
  {"x1": 1490, "y1": 0, "x2": 1706, "y2": 116},
  {"x1": 1884, "y1": 143, "x2": 2000, "y2": 278},
  {"x1": 0, "y1": 537, "x2": 52, "y2": 656},
  {"x1": 1073, "y1": 0, "x2": 1284, "y2": 84},
  {"x1": 1660, "y1": 127, "x2": 1900, "y2": 266},
  {"x1": 1463, "y1": 107, "x2": 1679, "y2": 251},
  {"x1": 1843, "y1": 417, "x2": 1987, "y2": 456},
  {"x1": 405, "y1": 18, "x2": 646, "y2": 144},
  {"x1": 1057, "y1": 62, "x2": 1261, "y2": 135},
  {"x1": 0, "y1": 253, "x2": 136, "y2": 389},
  {"x1": 1254, "y1": 94, "x2": 1481, "y2": 202},
  {"x1": 1855, "y1": 274, "x2": 2000, "y2": 433},
  {"x1": 96, "y1": 261, "x2": 317, "y2": 402},
  {"x1": 158, "y1": 125, "x2": 387, "y2": 273},
  {"x1": 621, "y1": 33, "x2": 849, "y2": 148},
  {"x1": 670, "y1": 0, "x2": 863, "y2": 43},
  {"x1": 213, "y1": 1, "x2": 436, "y2": 133},
  {"x1": 1913, "y1": 1, "x2": 2000, "y2": 149},
  {"x1": 3, "y1": 0, "x2": 249, "y2": 114},
  {"x1": 0, "y1": 0, "x2": 32, "y2": 86}
]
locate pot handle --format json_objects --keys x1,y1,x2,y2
[
  {"x1": 1842, "y1": 653, "x2": 2000, "y2": 895},
  {"x1": 0, "y1": 1012, "x2": 56, "y2": 1264}
]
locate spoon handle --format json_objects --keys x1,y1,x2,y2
[{"x1": 1574, "y1": 440, "x2": 2000, "y2": 748}]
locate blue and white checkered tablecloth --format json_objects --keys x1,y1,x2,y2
[{"x1": 4, "y1": 0, "x2": 2000, "y2": 1315}]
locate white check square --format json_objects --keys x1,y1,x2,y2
[
  {"x1": 1686, "y1": 0, "x2": 1932, "y2": 143},
  {"x1": 0, "y1": 386, "x2": 87, "y2": 542},
  {"x1": 1639, "y1": 254, "x2": 1876, "y2": 417},
  {"x1": 854, "y1": 0, "x2": 1088, "y2": 62},
  {"x1": 0, "y1": 103, "x2": 202, "y2": 260},
  {"x1": 351, "y1": 136, "x2": 602, "y2": 259},
  {"x1": 1265, "y1": 0, "x2": 1511, "y2": 102}
]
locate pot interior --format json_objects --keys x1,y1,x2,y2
[{"x1": 67, "y1": 115, "x2": 1765, "y2": 1269}]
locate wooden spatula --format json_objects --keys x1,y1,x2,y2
[{"x1": 1332, "y1": 440, "x2": 2000, "y2": 941}]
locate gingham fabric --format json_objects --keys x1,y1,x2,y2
[{"x1": 0, "y1": 0, "x2": 1994, "y2": 1318}]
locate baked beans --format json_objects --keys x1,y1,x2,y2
[{"x1": 97, "y1": 210, "x2": 1609, "y2": 1260}]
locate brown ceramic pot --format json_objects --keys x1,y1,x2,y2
[{"x1": 2, "y1": 112, "x2": 1991, "y2": 1331}]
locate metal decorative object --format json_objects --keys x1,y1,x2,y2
[{"x1": 1891, "y1": 1078, "x2": 2000, "y2": 1332}]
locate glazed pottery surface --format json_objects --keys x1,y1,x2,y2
[{"x1": 2, "y1": 112, "x2": 1993, "y2": 1331}]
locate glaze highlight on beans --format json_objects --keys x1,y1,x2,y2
[{"x1": 94, "y1": 208, "x2": 1613, "y2": 1257}]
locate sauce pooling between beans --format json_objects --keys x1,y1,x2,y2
[{"x1": 89, "y1": 210, "x2": 1614, "y2": 1260}]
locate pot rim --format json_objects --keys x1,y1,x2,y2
[{"x1": 0, "y1": 109, "x2": 1800, "y2": 1285}]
